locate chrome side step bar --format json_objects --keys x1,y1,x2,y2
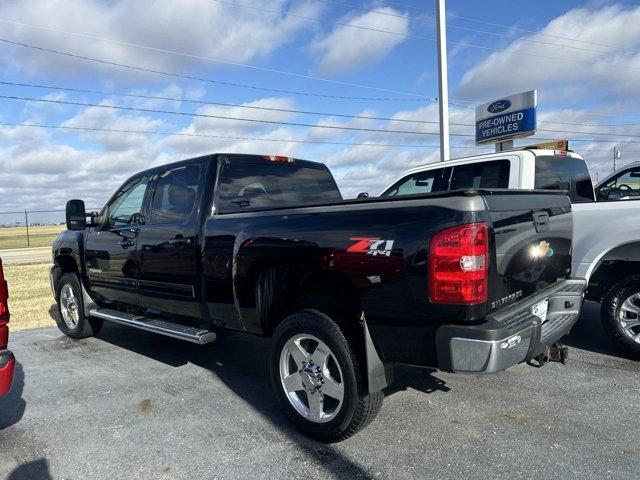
[{"x1": 89, "y1": 308, "x2": 217, "y2": 345}]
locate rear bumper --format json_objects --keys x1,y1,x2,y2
[
  {"x1": 0, "y1": 349, "x2": 15, "y2": 397},
  {"x1": 435, "y1": 278, "x2": 586, "y2": 373}
]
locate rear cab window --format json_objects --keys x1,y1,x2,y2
[
  {"x1": 381, "y1": 168, "x2": 447, "y2": 196},
  {"x1": 450, "y1": 160, "x2": 510, "y2": 190},
  {"x1": 382, "y1": 159, "x2": 510, "y2": 197},
  {"x1": 534, "y1": 155, "x2": 594, "y2": 202},
  {"x1": 216, "y1": 156, "x2": 342, "y2": 213}
]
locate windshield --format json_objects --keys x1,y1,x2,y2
[
  {"x1": 534, "y1": 155, "x2": 594, "y2": 202},
  {"x1": 596, "y1": 166, "x2": 640, "y2": 200}
]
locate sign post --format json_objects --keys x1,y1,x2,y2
[
  {"x1": 475, "y1": 90, "x2": 538, "y2": 150},
  {"x1": 435, "y1": 0, "x2": 449, "y2": 162}
]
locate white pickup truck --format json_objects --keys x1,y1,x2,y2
[{"x1": 379, "y1": 148, "x2": 640, "y2": 358}]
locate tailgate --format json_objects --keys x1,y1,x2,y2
[{"x1": 483, "y1": 191, "x2": 572, "y2": 312}]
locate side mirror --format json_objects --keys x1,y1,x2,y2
[
  {"x1": 66, "y1": 199, "x2": 87, "y2": 230},
  {"x1": 357, "y1": 192, "x2": 369, "y2": 199}
]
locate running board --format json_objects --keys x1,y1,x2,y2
[{"x1": 89, "y1": 308, "x2": 217, "y2": 345}]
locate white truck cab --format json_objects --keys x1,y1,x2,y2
[
  {"x1": 380, "y1": 148, "x2": 594, "y2": 203},
  {"x1": 382, "y1": 148, "x2": 640, "y2": 358}
]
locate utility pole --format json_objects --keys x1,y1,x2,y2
[
  {"x1": 435, "y1": 0, "x2": 450, "y2": 162},
  {"x1": 24, "y1": 209, "x2": 30, "y2": 247},
  {"x1": 613, "y1": 146, "x2": 620, "y2": 172}
]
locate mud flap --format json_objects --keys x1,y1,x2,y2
[{"x1": 362, "y1": 314, "x2": 393, "y2": 393}]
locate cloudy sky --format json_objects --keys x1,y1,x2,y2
[{"x1": 1, "y1": 0, "x2": 640, "y2": 218}]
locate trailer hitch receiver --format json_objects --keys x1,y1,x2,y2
[{"x1": 548, "y1": 341, "x2": 569, "y2": 365}]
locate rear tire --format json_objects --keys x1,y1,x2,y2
[
  {"x1": 55, "y1": 273, "x2": 103, "y2": 339},
  {"x1": 601, "y1": 275, "x2": 640, "y2": 359},
  {"x1": 269, "y1": 310, "x2": 383, "y2": 442}
]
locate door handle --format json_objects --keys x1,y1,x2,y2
[
  {"x1": 168, "y1": 236, "x2": 193, "y2": 248},
  {"x1": 119, "y1": 239, "x2": 135, "y2": 248}
]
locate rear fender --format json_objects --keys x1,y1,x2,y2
[{"x1": 254, "y1": 267, "x2": 392, "y2": 393}]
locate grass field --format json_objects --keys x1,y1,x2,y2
[
  {"x1": 0, "y1": 224, "x2": 65, "y2": 250},
  {"x1": 4, "y1": 262, "x2": 58, "y2": 331}
]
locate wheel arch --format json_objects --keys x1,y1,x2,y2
[
  {"x1": 257, "y1": 268, "x2": 392, "y2": 393},
  {"x1": 51, "y1": 255, "x2": 79, "y2": 301},
  {"x1": 258, "y1": 267, "x2": 363, "y2": 337},
  {"x1": 585, "y1": 242, "x2": 640, "y2": 301},
  {"x1": 52, "y1": 255, "x2": 96, "y2": 316}
]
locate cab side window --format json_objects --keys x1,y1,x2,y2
[
  {"x1": 149, "y1": 164, "x2": 201, "y2": 224},
  {"x1": 450, "y1": 160, "x2": 510, "y2": 190},
  {"x1": 382, "y1": 168, "x2": 446, "y2": 197},
  {"x1": 106, "y1": 177, "x2": 149, "y2": 227}
]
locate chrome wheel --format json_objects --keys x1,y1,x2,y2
[
  {"x1": 618, "y1": 292, "x2": 640, "y2": 345},
  {"x1": 60, "y1": 283, "x2": 80, "y2": 330},
  {"x1": 279, "y1": 334, "x2": 344, "y2": 424}
]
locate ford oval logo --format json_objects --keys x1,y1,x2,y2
[{"x1": 487, "y1": 99, "x2": 511, "y2": 114}]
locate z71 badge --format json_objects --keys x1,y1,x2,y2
[{"x1": 347, "y1": 237, "x2": 395, "y2": 257}]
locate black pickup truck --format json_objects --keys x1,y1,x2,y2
[{"x1": 52, "y1": 153, "x2": 586, "y2": 441}]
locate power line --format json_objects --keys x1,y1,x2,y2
[
  {"x1": 540, "y1": 119, "x2": 640, "y2": 127},
  {"x1": 4, "y1": 88, "x2": 640, "y2": 139},
  {"x1": 0, "y1": 18, "x2": 431, "y2": 100},
  {"x1": 373, "y1": 0, "x2": 640, "y2": 53},
  {"x1": 211, "y1": 0, "x2": 640, "y2": 71},
  {"x1": 0, "y1": 80, "x2": 444, "y2": 125},
  {"x1": 2, "y1": 121, "x2": 639, "y2": 152},
  {"x1": 5, "y1": 12, "x2": 639, "y2": 111},
  {"x1": 306, "y1": 0, "x2": 410, "y2": 19},
  {"x1": 6, "y1": 93, "x2": 640, "y2": 140},
  {"x1": 0, "y1": 94, "x2": 474, "y2": 137},
  {"x1": 0, "y1": 37, "x2": 427, "y2": 102},
  {"x1": 307, "y1": 0, "x2": 629, "y2": 56},
  {"x1": 447, "y1": 12, "x2": 640, "y2": 54},
  {"x1": 0, "y1": 121, "x2": 489, "y2": 149}
]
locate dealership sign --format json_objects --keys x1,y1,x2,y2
[{"x1": 475, "y1": 90, "x2": 537, "y2": 145}]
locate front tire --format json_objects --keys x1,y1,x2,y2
[
  {"x1": 55, "y1": 273, "x2": 103, "y2": 339},
  {"x1": 601, "y1": 275, "x2": 640, "y2": 358},
  {"x1": 269, "y1": 310, "x2": 383, "y2": 442}
]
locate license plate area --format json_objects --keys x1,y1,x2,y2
[{"x1": 531, "y1": 299, "x2": 549, "y2": 324}]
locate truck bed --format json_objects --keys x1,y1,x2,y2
[{"x1": 203, "y1": 187, "x2": 574, "y2": 367}]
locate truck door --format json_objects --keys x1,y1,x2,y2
[
  {"x1": 136, "y1": 162, "x2": 203, "y2": 324},
  {"x1": 85, "y1": 175, "x2": 150, "y2": 308}
]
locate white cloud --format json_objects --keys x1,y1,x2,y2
[
  {"x1": 455, "y1": 5, "x2": 640, "y2": 105},
  {"x1": 0, "y1": 0, "x2": 323, "y2": 80},
  {"x1": 61, "y1": 102, "x2": 167, "y2": 151},
  {"x1": 162, "y1": 97, "x2": 303, "y2": 157},
  {"x1": 310, "y1": 7, "x2": 409, "y2": 75}
]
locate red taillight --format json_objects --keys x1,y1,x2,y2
[
  {"x1": 428, "y1": 222, "x2": 489, "y2": 304},
  {"x1": 0, "y1": 259, "x2": 9, "y2": 324}
]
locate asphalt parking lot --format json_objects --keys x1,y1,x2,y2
[{"x1": 1, "y1": 302, "x2": 638, "y2": 480}]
